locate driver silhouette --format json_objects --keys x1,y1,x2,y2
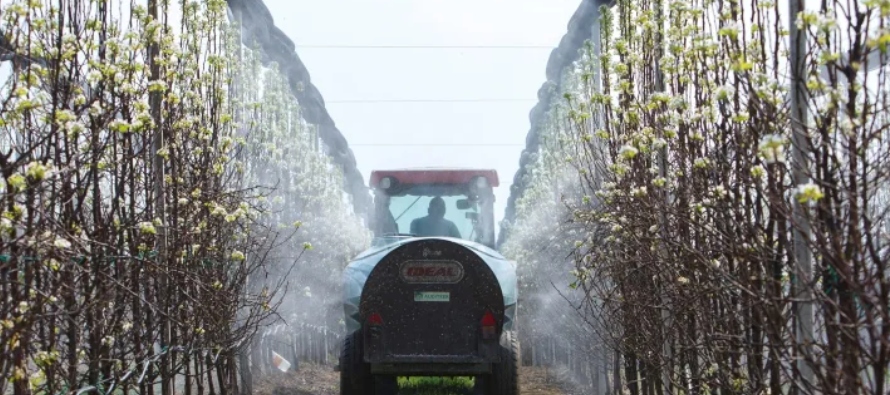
[{"x1": 410, "y1": 196, "x2": 461, "y2": 238}]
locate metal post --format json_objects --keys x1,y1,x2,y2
[{"x1": 788, "y1": 0, "x2": 815, "y2": 391}]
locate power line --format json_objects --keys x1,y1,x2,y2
[
  {"x1": 295, "y1": 44, "x2": 554, "y2": 49},
  {"x1": 325, "y1": 98, "x2": 536, "y2": 103},
  {"x1": 348, "y1": 143, "x2": 525, "y2": 147}
]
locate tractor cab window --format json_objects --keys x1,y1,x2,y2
[
  {"x1": 371, "y1": 181, "x2": 495, "y2": 247},
  {"x1": 392, "y1": 195, "x2": 470, "y2": 239}
]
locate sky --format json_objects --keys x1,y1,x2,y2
[{"x1": 261, "y1": 0, "x2": 584, "y2": 228}]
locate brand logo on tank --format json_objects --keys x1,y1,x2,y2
[{"x1": 400, "y1": 260, "x2": 465, "y2": 284}]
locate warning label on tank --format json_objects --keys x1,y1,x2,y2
[{"x1": 414, "y1": 291, "x2": 451, "y2": 302}]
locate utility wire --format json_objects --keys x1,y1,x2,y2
[
  {"x1": 348, "y1": 143, "x2": 525, "y2": 147},
  {"x1": 295, "y1": 45, "x2": 554, "y2": 49},
  {"x1": 325, "y1": 99, "x2": 536, "y2": 103}
]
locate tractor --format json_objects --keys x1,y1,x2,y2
[{"x1": 339, "y1": 168, "x2": 519, "y2": 395}]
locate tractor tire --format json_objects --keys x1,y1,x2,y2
[
  {"x1": 486, "y1": 330, "x2": 520, "y2": 395},
  {"x1": 374, "y1": 375, "x2": 399, "y2": 395},
  {"x1": 340, "y1": 331, "x2": 372, "y2": 395}
]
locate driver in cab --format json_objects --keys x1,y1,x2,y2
[{"x1": 410, "y1": 196, "x2": 461, "y2": 238}]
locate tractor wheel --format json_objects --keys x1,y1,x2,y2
[
  {"x1": 374, "y1": 375, "x2": 399, "y2": 395},
  {"x1": 340, "y1": 331, "x2": 372, "y2": 395},
  {"x1": 486, "y1": 330, "x2": 520, "y2": 395}
]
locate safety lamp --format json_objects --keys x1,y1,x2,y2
[
  {"x1": 481, "y1": 310, "x2": 496, "y2": 340},
  {"x1": 368, "y1": 312, "x2": 384, "y2": 326}
]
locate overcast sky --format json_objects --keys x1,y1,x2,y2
[{"x1": 262, "y1": 0, "x2": 583, "y2": 227}]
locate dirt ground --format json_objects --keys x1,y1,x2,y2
[{"x1": 253, "y1": 364, "x2": 575, "y2": 395}]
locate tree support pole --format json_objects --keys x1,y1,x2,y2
[{"x1": 788, "y1": 0, "x2": 815, "y2": 392}]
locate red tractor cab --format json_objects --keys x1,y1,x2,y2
[{"x1": 368, "y1": 168, "x2": 499, "y2": 249}]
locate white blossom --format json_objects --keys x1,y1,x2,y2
[
  {"x1": 138, "y1": 222, "x2": 157, "y2": 235},
  {"x1": 54, "y1": 238, "x2": 72, "y2": 249},
  {"x1": 759, "y1": 134, "x2": 787, "y2": 163},
  {"x1": 652, "y1": 138, "x2": 667, "y2": 149},
  {"x1": 619, "y1": 145, "x2": 639, "y2": 160},
  {"x1": 795, "y1": 182, "x2": 824, "y2": 205},
  {"x1": 751, "y1": 165, "x2": 766, "y2": 179}
]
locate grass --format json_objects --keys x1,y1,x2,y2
[{"x1": 396, "y1": 376, "x2": 474, "y2": 395}]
